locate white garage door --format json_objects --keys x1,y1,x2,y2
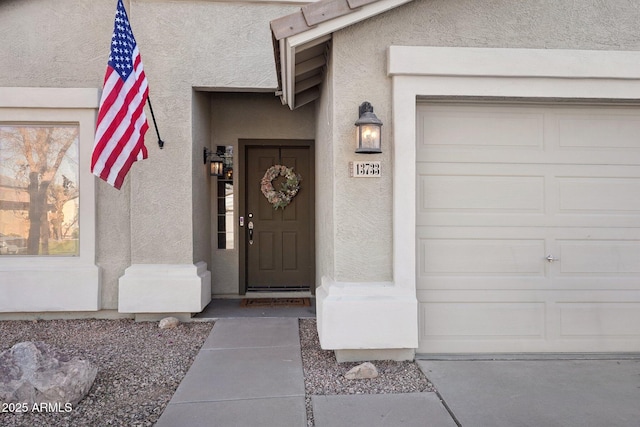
[{"x1": 416, "y1": 103, "x2": 640, "y2": 354}]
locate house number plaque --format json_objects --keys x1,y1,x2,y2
[{"x1": 349, "y1": 161, "x2": 381, "y2": 177}]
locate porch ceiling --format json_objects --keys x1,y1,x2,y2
[{"x1": 270, "y1": 0, "x2": 414, "y2": 109}]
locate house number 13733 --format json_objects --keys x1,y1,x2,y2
[{"x1": 350, "y1": 161, "x2": 381, "y2": 178}]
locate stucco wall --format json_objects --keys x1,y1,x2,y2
[
  {"x1": 329, "y1": 0, "x2": 640, "y2": 282},
  {"x1": 192, "y1": 91, "x2": 212, "y2": 265},
  {"x1": 209, "y1": 92, "x2": 315, "y2": 295},
  {"x1": 0, "y1": 0, "x2": 305, "y2": 309},
  {"x1": 1, "y1": 0, "x2": 128, "y2": 310},
  {"x1": 127, "y1": 1, "x2": 303, "y2": 266},
  {"x1": 315, "y1": 50, "x2": 336, "y2": 285}
]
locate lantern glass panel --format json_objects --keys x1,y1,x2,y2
[
  {"x1": 357, "y1": 124, "x2": 381, "y2": 153},
  {"x1": 210, "y1": 159, "x2": 224, "y2": 176}
]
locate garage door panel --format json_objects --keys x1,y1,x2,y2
[
  {"x1": 558, "y1": 177, "x2": 640, "y2": 213},
  {"x1": 419, "y1": 302, "x2": 546, "y2": 338},
  {"x1": 418, "y1": 238, "x2": 545, "y2": 275},
  {"x1": 557, "y1": 112, "x2": 640, "y2": 150},
  {"x1": 416, "y1": 102, "x2": 640, "y2": 353},
  {"x1": 417, "y1": 106, "x2": 544, "y2": 150},
  {"x1": 419, "y1": 273, "x2": 640, "y2": 291},
  {"x1": 558, "y1": 240, "x2": 640, "y2": 274},
  {"x1": 418, "y1": 227, "x2": 640, "y2": 289},
  {"x1": 418, "y1": 104, "x2": 640, "y2": 166},
  {"x1": 418, "y1": 175, "x2": 544, "y2": 213},
  {"x1": 417, "y1": 163, "x2": 640, "y2": 227},
  {"x1": 559, "y1": 303, "x2": 640, "y2": 337},
  {"x1": 417, "y1": 290, "x2": 640, "y2": 353}
]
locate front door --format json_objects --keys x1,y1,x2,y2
[{"x1": 241, "y1": 141, "x2": 314, "y2": 292}]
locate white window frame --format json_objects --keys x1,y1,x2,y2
[{"x1": 0, "y1": 87, "x2": 101, "y2": 312}]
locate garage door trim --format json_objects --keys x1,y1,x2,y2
[{"x1": 388, "y1": 46, "x2": 640, "y2": 352}]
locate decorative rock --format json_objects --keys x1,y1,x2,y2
[
  {"x1": 159, "y1": 317, "x2": 180, "y2": 329},
  {"x1": 0, "y1": 341, "x2": 97, "y2": 405},
  {"x1": 344, "y1": 362, "x2": 379, "y2": 380}
]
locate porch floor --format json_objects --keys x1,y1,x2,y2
[{"x1": 193, "y1": 297, "x2": 316, "y2": 319}]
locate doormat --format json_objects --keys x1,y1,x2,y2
[{"x1": 240, "y1": 298, "x2": 311, "y2": 308}]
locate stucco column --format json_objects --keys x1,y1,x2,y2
[
  {"x1": 314, "y1": 42, "x2": 418, "y2": 361},
  {"x1": 118, "y1": 90, "x2": 211, "y2": 315}
]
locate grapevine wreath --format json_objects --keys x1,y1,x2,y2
[{"x1": 260, "y1": 165, "x2": 302, "y2": 210}]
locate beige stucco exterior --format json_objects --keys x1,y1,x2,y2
[
  {"x1": 0, "y1": 0, "x2": 305, "y2": 313},
  {"x1": 2, "y1": 0, "x2": 640, "y2": 357},
  {"x1": 323, "y1": 0, "x2": 640, "y2": 283},
  {"x1": 303, "y1": 0, "x2": 640, "y2": 358}
]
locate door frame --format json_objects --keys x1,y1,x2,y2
[{"x1": 238, "y1": 139, "x2": 315, "y2": 295}]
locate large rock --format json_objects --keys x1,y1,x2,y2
[
  {"x1": 0, "y1": 341, "x2": 97, "y2": 405},
  {"x1": 159, "y1": 317, "x2": 180, "y2": 329},
  {"x1": 344, "y1": 362, "x2": 379, "y2": 380}
]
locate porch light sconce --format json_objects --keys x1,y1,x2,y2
[
  {"x1": 203, "y1": 147, "x2": 224, "y2": 177},
  {"x1": 355, "y1": 101, "x2": 383, "y2": 153}
]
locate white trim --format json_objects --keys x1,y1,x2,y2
[
  {"x1": 316, "y1": 276, "x2": 418, "y2": 350},
  {"x1": 118, "y1": 262, "x2": 211, "y2": 313},
  {"x1": 388, "y1": 46, "x2": 640, "y2": 79},
  {"x1": 285, "y1": 38, "x2": 295, "y2": 108},
  {"x1": 0, "y1": 87, "x2": 101, "y2": 312},
  {"x1": 0, "y1": 87, "x2": 100, "y2": 109},
  {"x1": 387, "y1": 47, "x2": 640, "y2": 347}
]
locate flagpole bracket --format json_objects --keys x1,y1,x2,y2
[{"x1": 147, "y1": 96, "x2": 164, "y2": 149}]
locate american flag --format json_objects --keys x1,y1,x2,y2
[{"x1": 91, "y1": 0, "x2": 149, "y2": 190}]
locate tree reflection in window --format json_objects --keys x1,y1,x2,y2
[{"x1": 0, "y1": 125, "x2": 79, "y2": 256}]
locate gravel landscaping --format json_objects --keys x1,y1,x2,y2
[
  {"x1": 0, "y1": 319, "x2": 213, "y2": 427},
  {"x1": 299, "y1": 319, "x2": 434, "y2": 426},
  {"x1": 1, "y1": 317, "x2": 433, "y2": 427}
]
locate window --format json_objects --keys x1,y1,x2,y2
[
  {"x1": 0, "y1": 125, "x2": 80, "y2": 256},
  {"x1": 0, "y1": 87, "x2": 100, "y2": 312},
  {"x1": 215, "y1": 145, "x2": 234, "y2": 249}
]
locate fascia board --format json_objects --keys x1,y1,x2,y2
[
  {"x1": 287, "y1": 0, "x2": 412, "y2": 48},
  {"x1": 284, "y1": 38, "x2": 296, "y2": 109}
]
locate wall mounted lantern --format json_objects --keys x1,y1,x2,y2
[
  {"x1": 204, "y1": 146, "x2": 233, "y2": 179},
  {"x1": 203, "y1": 147, "x2": 224, "y2": 177},
  {"x1": 355, "y1": 101, "x2": 383, "y2": 153}
]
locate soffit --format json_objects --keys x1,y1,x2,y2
[{"x1": 271, "y1": 0, "x2": 414, "y2": 109}]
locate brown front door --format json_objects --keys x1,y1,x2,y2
[{"x1": 241, "y1": 141, "x2": 314, "y2": 292}]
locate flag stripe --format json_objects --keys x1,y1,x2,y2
[
  {"x1": 95, "y1": 59, "x2": 147, "y2": 180},
  {"x1": 114, "y1": 121, "x2": 149, "y2": 189},
  {"x1": 91, "y1": 0, "x2": 150, "y2": 190},
  {"x1": 93, "y1": 53, "x2": 146, "y2": 177},
  {"x1": 104, "y1": 86, "x2": 148, "y2": 184}
]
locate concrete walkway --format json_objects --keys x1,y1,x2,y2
[
  {"x1": 157, "y1": 302, "x2": 640, "y2": 426},
  {"x1": 156, "y1": 318, "x2": 307, "y2": 426},
  {"x1": 156, "y1": 317, "x2": 454, "y2": 427}
]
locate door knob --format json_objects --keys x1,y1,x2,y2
[{"x1": 546, "y1": 254, "x2": 558, "y2": 263}]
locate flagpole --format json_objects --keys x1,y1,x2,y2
[{"x1": 147, "y1": 96, "x2": 165, "y2": 149}]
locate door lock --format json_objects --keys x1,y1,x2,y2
[
  {"x1": 248, "y1": 221, "x2": 254, "y2": 245},
  {"x1": 546, "y1": 254, "x2": 559, "y2": 263}
]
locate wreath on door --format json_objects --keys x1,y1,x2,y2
[{"x1": 260, "y1": 165, "x2": 302, "y2": 210}]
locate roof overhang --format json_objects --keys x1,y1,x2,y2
[{"x1": 270, "y1": 0, "x2": 413, "y2": 109}]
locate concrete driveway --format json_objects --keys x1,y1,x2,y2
[{"x1": 418, "y1": 358, "x2": 640, "y2": 427}]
